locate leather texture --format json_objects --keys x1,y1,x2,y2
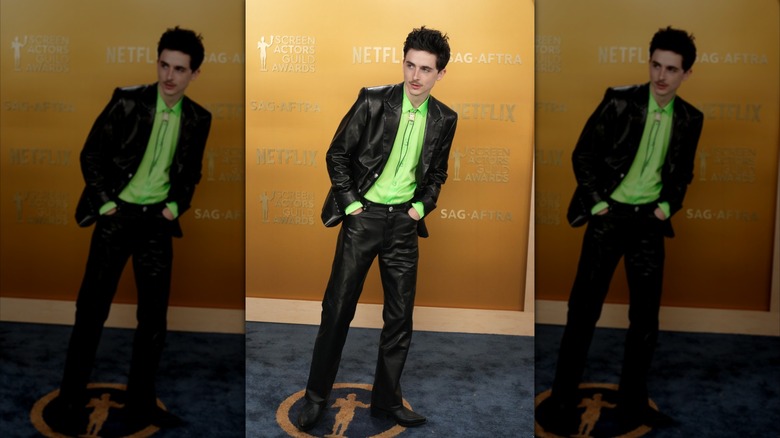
[
  {"x1": 75, "y1": 83, "x2": 211, "y2": 237},
  {"x1": 566, "y1": 83, "x2": 703, "y2": 237},
  {"x1": 60, "y1": 210, "x2": 174, "y2": 407},
  {"x1": 552, "y1": 210, "x2": 666, "y2": 408},
  {"x1": 60, "y1": 84, "x2": 210, "y2": 412},
  {"x1": 320, "y1": 83, "x2": 458, "y2": 238},
  {"x1": 551, "y1": 84, "x2": 703, "y2": 415},
  {"x1": 306, "y1": 205, "x2": 420, "y2": 410}
]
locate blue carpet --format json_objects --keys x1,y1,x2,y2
[
  {"x1": 0, "y1": 321, "x2": 244, "y2": 437},
  {"x1": 534, "y1": 324, "x2": 780, "y2": 437},
  {"x1": 246, "y1": 321, "x2": 534, "y2": 437}
]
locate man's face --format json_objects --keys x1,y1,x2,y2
[
  {"x1": 648, "y1": 49, "x2": 691, "y2": 106},
  {"x1": 403, "y1": 48, "x2": 446, "y2": 106},
  {"x1": 157, "y1": 49, "x2": 200, "y2": 105}
]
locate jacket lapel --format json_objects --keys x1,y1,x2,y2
[
  {"x1": 179, "y1": 98, "x2": 195, "y2": 148},
  {"x1": 666, "y1": 97, "x2": 691, "y2": 167},
  {"x1": 380, "y1": 83, "x2": 444, "y2": 179},
  {"x1": 140, "y1": 85, "x2": 157, "y2": 126},
  {"x1": 669, "y1": 108, "x2": 682, "y2": 155},
  {"x1": 129, "y1": 86, "x2": 156, "y2": 164},
  {"x1": 418, "y1": 98, "x2": 443, "y2": 179},
  {"x1": 629, "y1": 85, "x2": 649, "y2": 146},
  {"x1": 382, "y1": 84, "x2": 403, "y2": 160}
]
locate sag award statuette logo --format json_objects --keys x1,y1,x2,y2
[
  {"x1": 276, "y1": 383, "x2": 411, "y2": 437},
  {"x1": 31, "y1": 383, "x2": 168, "y2": 437},
  {"x1": 10, "y1": 34, "x2": 71, "y2": 73},
  {"x1": 257, "y1": 34, "x2": 317, "y2": 73},
  {"x1": 259, "y1": 190, "x2": 316, "y2": 225},
  {"x1": 535, "y1": 383, "x2": 659, "y2": 438}
]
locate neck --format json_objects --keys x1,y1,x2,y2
[
  {"x1": 652, "y1": 92, "x2": 674, "y2": 109},
  {"x1": 158, "y1": 85, "x2": 183, "y2": 108},
  {"x1": 162, "y1": 95, "x2": 182, "y2": 108},
  {"x1": 404, "y1": 86, "x2": 427, "y2": 109}
]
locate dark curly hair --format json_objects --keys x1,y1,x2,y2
[
  {"x1": 650, "y1": 26, "x2": 697, "y2": 71},
  {"x1": 403, "y1": 26, "x2": 451, "y2": 71},
  {"x1": 158, "y1": 26, "x2": 205, "y2": 71}
]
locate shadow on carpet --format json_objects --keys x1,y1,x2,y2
[
  {"x1": 534, "y1": 324, "x2": 780, "y2": 437},
  {"x1": 0, "y1": 321, "x2": 244, "y2": 437},
  {"x1": 246, "y1": 322, "x2": 534, "y2": 437}
]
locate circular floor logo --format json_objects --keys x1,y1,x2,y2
[
  {"x1": 276, "y1": 383, "x2": 412, "y2": 437},
  {"x1": 534, "y1": 383, "x2": 657, "y2": 438},
  {"x1": 31, "y1": 383, "x2": 165, "y2": 437}
]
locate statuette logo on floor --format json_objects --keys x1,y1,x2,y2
[
  {"x1": 32, "y1": 383, "x2": 164, "y2": 437},
  {"x1": 277, "y1": 383, "x2": 411, "y2": 437}
]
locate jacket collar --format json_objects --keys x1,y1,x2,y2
[
  {"x1": 385, "y1": 82, "x2": 443, "y2": 122},
  {"x1": 632, "y1": 82, "x2": 695, "y2": 152},
  {"x1": 381, "y1": 83, "x2": 444, "y2": 179},
  {"x1": 145, "y1": 83, "x2": 194, "y2": 118}
]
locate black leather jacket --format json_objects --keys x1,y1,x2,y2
[
  {"x1": 321, "y1": 83, "x2": 458, "y2": 237},
  {"x1": 567, "y1": 83, "x2": 703, "y2": 236},
  {"x1": 75, "y1": 84, "x2": 211, "y2": 237}
]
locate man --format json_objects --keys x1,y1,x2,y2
[
  {"x1": 542, "y1": 27, "x2": 703, "y2": 433},
  {"x1": 296, "y1": 26, "x2": 457, "y2": 431},
  {"x1": 52, "y1": 26, "x2": 211, "y2": 434}
]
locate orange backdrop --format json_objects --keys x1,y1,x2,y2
[
  {"x1": 535, "y1": 0, "x2": 779, "y2": 310},
  {"x1": 245, "y1": 0, "x2": 535, "y2": 310},
  {"x1": 0, "y1": 0, "x2": 245, "y2": 309}
]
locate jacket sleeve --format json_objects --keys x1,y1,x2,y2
[
  {"x1": 571, "y1": 88, "x2": 620, "y2": 210},
  {"x1": 659, "y1": 105, "x2": 703, "y2": 217},
  {"x1": 166, "y1": 105, "x2": 211, "y2": 216},
  {"x1": 416, "y1": 112, "x2": 457, "y2": 214},
  {"x1": 79, "y1": 88, "x2": 129, "y2": 209},
  {"x1": 325, "y1": 88, "x2": 370, "y2": 211}
]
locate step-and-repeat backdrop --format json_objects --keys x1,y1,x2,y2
[
  {"x1": 0, "y1": 0, "x2": 245, "y2": 309},
  {"x1": 535, "y1": 0, "x2": 779, "y2": 310},
  {"x1": 245, "y1": 0, "x2": 534, "y2": 310}
]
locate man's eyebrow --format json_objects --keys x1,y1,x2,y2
[{"x1": 406, "y1": 60, "x2": 435, "y2": 70}]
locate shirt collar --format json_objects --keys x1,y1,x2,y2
[
  {"x1": 156, "y1": 91, "x2": 183, "y2": 116},
  {"x1": 402, "y1": 91, "x2": 429, "y2": 117}
]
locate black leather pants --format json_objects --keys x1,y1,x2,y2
[
  {"x1": 60, "y1": 202, "x2": 173, "y2": 408},
  {"x1": 551, "y1": 203, "x2": 666, "y2": 409},
  {"x1": 305, "y1": 201, "x2": 419, "y2": 410}
]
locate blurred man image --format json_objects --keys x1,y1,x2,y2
[
  {"x1": 51, "y1": 26, "x2": 211, "y2": 435},
  {"x1": 540, "y1": 26, "x2": 703, "y2": 435}
]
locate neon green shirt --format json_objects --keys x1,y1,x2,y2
[
  {"x1": 346, "y1": 90, "x2": 428, "y2": 217},
  {"x1": 592, "y1": 90, "x2": 674, "y2": 218},
  {"x1": 100, "y1": 92, "x2": 182, "y2": 217}
]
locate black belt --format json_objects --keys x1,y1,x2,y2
[
  {"x1": 609, "y1": 201, "x2": 657, "y2": 216},
  {"x1": 116, "y1": 199, "x2": 166, "y2": 214},
  {"x1": 362, "y1": 199, "x2": 412, "y2": 212}
]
